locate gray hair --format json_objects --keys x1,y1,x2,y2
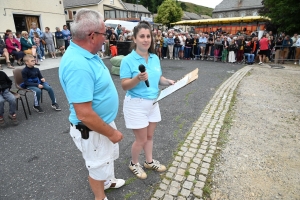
[{"x1": 71, "y1": 8, "x2": 103, "y2": 40}]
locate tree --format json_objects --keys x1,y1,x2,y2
[
  {"x1": 259, "y1": 0, "x2": 300, "y2": 34},
  {"x1": 155, "y1": 0, "x2": 183, "y2": 27},
  {"x1": 180, "y1": 2, "x2": 187, "y2": 11}
]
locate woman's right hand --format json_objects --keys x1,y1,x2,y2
[{"x1": 137, "y1": 72, "x2": 148, "y2": 82}]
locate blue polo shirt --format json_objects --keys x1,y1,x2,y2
[
  {"x1": 120, "y1": 50, "x2": 162, "y2": 100},
  {"x1": 59, "y1": 40, "x2": 119, "y2": 125}
]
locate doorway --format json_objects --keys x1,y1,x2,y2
[{"x1": 13, "y1": 14, "x2": 40, "y2": 33}]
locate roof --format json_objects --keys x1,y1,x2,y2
[
  {"x1": 63, "y1": 0, "x2": 100, "y2": 8},
  {"x1": 182, "y1": 12, "x2": 202, "y2": 20},
  {"x1": 213, "y1": 0, "x2": 263, "y2": 12},
  {"x1": 63, "y1": 0, "x2": 126, "y2": 9},
  {"x1": 123, "y1": 3, "x2": 150, "y2": 13},
  {"x1": 200, "y1": 15, "x2": 212, "y2": 19},
  {"x1": 184, "y1": 12, "x2": 201, "y2": 20}
]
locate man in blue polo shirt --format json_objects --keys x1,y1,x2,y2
[{"x1": 59, "y1": 9, "x2": 124, "y2": 200}]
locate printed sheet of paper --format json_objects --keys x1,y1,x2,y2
[{"x1": 154, "y1": 68, "x2": 198, "y2": 103}]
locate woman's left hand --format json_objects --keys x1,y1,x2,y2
[{"x1": 167, "y1": 79, "x2": 175, "y2": 85}]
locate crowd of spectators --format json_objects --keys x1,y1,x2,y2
[
  {"x1": 0, "y1": 23, "x2": 72, "y2": 70},
  {"x1": 152, "y1": 29, "x2": 300, "y2": 65},
  {"x1": 102, "y1": 24, "x2": 300, "y2": 66}
]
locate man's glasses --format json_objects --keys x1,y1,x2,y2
[{"x1": 88, "y1": 32, "x2": 106, "y2": 37}]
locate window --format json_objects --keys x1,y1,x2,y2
[
  {"x1": 116, "y1": 10, "x2": 120, "y2": 18},
  {"x1": 104, "y1": 11, "x2": 109, "y2": 18},
  {"x1": 109, "y1": 10, "x2": 115, "y2": 18},
  {"x1": 240, "y1": 11, "x2": 246, "y2": 17},
  {"x1": 73, "y1": 11, "x2": 76, "y2": 15},
  {"x1": 253, "y1": 11, "x2": 258, "y2": 16},
  {"x1": 228, "y1": 12, "x2": 234, "y2": 17},
  {"x1": 110, "y1": 0, "x2": 114, "y2": 5},
  {"x1": 64, "y1": 10, "x2": 67, "y2": 15},
  {"x1": 218, "y1": 14, "x2": 223, "y2": 18}
]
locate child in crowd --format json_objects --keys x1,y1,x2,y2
[
  {"x1": 206, "y1": 36, "x2": 214, "y2": 60},
  {"x1": 222, "y1": 37, "x2": 229, "y2": 62},
  {"x1": 109, "y1": 34, "x2": 118, "y2": 57},
  {"x1": 162, "y1": 33, "x2": 168, "y2": 59},
  {"x1": 174, "y1": 33, "x2": 181, "y2": 60},
  {"x1": 192, "y1": 34, "x2": 199, "y2": 60},
  {"x1": 155, "y1": 30, "x2": 163, "y2": 60},
  {"x1": 228, "y1": 39, "x2": 237, "y2": 63},
  {"x1": 33, "y1": 32, "x2": 43, "y2": 62},
  {"x1": 21, "y1": 54, "x2": 61, "y2": 113},
  {"x1": 214, "y1": 37, "x2": 222, "y2": 62},
  {"x1": 167, "y1": 33, "x2": 174, "y2": 59},
  {"x1": 15, "y1": 32, "x2": 21, "y2": 42},
  {"x1": 184, "y1": 34, "x2": 193, "y2": 60},
  {"x1": 179, "y1": 33, "x2": 185, "y2": 59}
]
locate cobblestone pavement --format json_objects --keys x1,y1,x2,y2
[{"x1": 151, "y1": 66, "x2": 252, "y2": 200}]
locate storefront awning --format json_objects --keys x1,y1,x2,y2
[{"x1": 171, "y1": 16, "x2": 270, "y2": 26}]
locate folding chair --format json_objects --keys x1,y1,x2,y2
[{"x1": 13, "y1": 68, "x2": 44, "y2": 115}]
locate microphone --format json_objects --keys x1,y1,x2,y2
[{"x1": 138, "y1": 64, "x2": 149, "y2": 87}]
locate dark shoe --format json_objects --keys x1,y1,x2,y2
[
  {"x1": 35, "y1": 63, "x2": 40, "y2": 66},
  {"x1": 51, "y1": 103, "x2": 61, "y2": 111},
  {"x1": 0, "y1": 116, "x2": 5, "y2": 126},
  {"x1": 17, "y1": 61, "x2": 22, "y2": 66},
  {"x1": 8, "y1": 114, "x2": 18, "y2": 125},
  {"x1": 33, "y1": 106, "x2": 44, "y2": 113}
]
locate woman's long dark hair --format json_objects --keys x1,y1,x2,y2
[{"x1": 130, "y1": 21, "x2": 155, "y2": 54}]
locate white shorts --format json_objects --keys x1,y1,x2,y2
[
  {"x1": 123, "y1": 95, "x2": 161, "y2": 129},
  {"x1": 70, "y1": 121, "x2": 119, "y2": 181}
]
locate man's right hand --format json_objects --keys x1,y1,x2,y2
[
  {"x1": 38, "y1": 84, "x2": 43, "y2": 89},
  {"x1": 108, "y1": 129, "x2": 123, "y2": 144}
]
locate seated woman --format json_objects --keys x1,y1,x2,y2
[
  {"x1": 5, "y1": 33, "x2": 25, "y2": 66},
  {"x1": 109, "y1": 34, "x2": 118, "y2": 57},
  {"x1": 20, "y1": 31, "x2": 37, "y2": 56},
  {"x1": 0, "y1": 37, "x2": 14, "y2": 69},
  {"x1": 118, "y1": 35, "x2": 125, "y2": 42}
]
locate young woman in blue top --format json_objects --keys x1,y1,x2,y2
[{"x1": 120, "y1": 21, "x2": 175, "y2": 179}]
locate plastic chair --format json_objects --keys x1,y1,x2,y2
[
  {"x1": 10, "y1": 91, "x2": 28, "y2": 119},
  {"x1": 13, "y1": 68, "x2": 32, "y2": 115},
  {"x1": 13, "y1": 68, "x2": 45, "y2": 107}
]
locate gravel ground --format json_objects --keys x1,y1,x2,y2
[{"x1": 210, "y1": 65, "x2": 300, "y2": 200}]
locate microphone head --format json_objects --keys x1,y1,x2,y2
[{"x1": 138, "y1": 64, "x2": 146, "y2": 72}]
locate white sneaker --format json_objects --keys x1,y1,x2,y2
[
  {"x1": 129, "y1": 162, "x2": 147, "y2": 179},
  {"x1": 42, "y1": 56, "x2": 45, "y2": 60},
  {"x1": 258, "y1": 62, "x2": 262, "y2": 65},
  {"x1": 40, "y1": 59, "x2": 43, "y2": 62},
  {"x1": 104, "y1": 178, "x2": 125, "y2": 190},
  {"x1": 294, "y1": 62, "x2": 297, "y2": 65}
]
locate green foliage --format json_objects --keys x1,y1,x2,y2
[
  {"x1": 178, "y1": 1, "x2": 213, "y2": 16},
  {"x1": 259, "y1": 0, "x2": 300, "y2": 33},
  {"x1": 155, "y1": 0, "x2": 183, "y2": 27},
  {"x1": 180, "y1": 2, "x2": 187, "y2": 10}
]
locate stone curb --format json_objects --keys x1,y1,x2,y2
[{"x1": 151, "y1": 66, "x2": 253, "y2": 200}]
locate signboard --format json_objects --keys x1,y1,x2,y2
[{"x1": 154, "y1": 68, "x2": 199, "y2": 103}]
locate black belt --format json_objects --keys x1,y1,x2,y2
[{"x1": 71, "y1": 122, "x2": 91, "y2": 139}]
